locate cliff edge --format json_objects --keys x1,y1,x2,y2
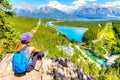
[{"x1": 0, "y1": 54, "x2": 95, "y2": 80}]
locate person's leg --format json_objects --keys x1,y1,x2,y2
[
  {"x1": 26, "y1": 53, "x2": 38, "y2": 72},
  {"x1": 26, "y1": 51, "x2": 48, "y2": 72},
  {"x1": 37, "y1": 52, "x2": 44, "y2": 59},
  {"x1": 35, "y1": 51, "x2": 48, "y2": 59}
]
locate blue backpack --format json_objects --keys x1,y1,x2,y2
[{"x1": 12, "y1": 46, "x2": 29, "y2": 73}]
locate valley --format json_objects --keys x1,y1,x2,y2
[
  {"x1": 4, "y1": 16, "x2": 120, "y2": 79},
  {"x1": 46, "y1": 21, "x2": 120, "y2": 68},
  {"x1": 0, "y1": 0, "x2": 120, "y2": 79}
]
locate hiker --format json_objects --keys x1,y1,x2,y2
[{"x1": 16, "y1": 32, "x2": 48, "y2": 72}]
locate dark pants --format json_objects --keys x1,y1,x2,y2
[{"x1": 26, "y1": 52, "x2": 44, "y2": 72}]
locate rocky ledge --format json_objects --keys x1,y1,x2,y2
[{"x1": 0, "y1": 54, "x2": 95, "y2": 80}]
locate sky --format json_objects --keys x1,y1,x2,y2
[{"x1": 10, "y1": 0, "x2": 120, "y2": 11}]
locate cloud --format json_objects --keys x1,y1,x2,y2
[
  {"x1": 72, "y1": 0, "x2": 97, "y2": 7},
  {"x1": 48, "y1": 0, "x2": 75, "y2": 12},
  {"x1": 93, "y1": 3, "x2": 97, "y2": 5},
  {"x1": 12, "y1": 4, "x2": 36, "y2": 11},
  {"x1": 85, "y1": 0, "x2": 97, "y2": 1},
  {"x1": 72, "y1": 0, "x2": 86, "y2": 6},
  {"x1": 48, "y1": 0, "x2": 63, "y2": 7},
  {"x1": 104, "y1": 1, "x2": 120, "y2": 7},
  {"x1": 47, "y1": 0, "x2": 98, "y2": 12}
]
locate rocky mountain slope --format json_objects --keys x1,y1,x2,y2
[
  {"x1": 0, "y1": 54, "x2": 95, "y2": 80},
  {"x1": 72, "y1": 6, "x2": 120, "y2": 19},
  {"x1": 13, "y1": 5, "x2": 78, "y2": 20},
  {"x1": 13, "y1": 5, "x2": 120, "y2": 20}
]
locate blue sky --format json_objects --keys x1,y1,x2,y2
[
  {"x1": 10, "y1": 0, "x2": 119, "y2": 6},
  {"x1": 10, "y1": 0, "x2": 120, "y2": 11}
]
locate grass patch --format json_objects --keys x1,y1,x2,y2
[{"x1": 6, "y1": 16, "x2": 38, "y2": 33}]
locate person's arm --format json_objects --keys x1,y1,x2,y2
[
  {"x1": 30, "y1": 47, "x2": 39, "y2": 54},
  {"x1": 16, "y1": 44, "x2": 22, "y2": 52}
]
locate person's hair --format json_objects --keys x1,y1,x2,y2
[{"x1": 21, "y1": 40, "x2": 30, "y2": 44}]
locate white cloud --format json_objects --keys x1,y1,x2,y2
[
  {"x1": 93, "y1": 3, "x2": 97, "y2": 5},
  {"x1": 72, "y1": 0, "x2": 97, "y2": 7},
  {"x1": 47, "y1": 0, "x2": 98, "y2": 12},
  {"x1": 48, "y1": 0, "x2": 76, "y2": 12},
  {"x1": 12, "y1": 4, "x2": 36, "y2": 11},
  {"x1": 85, "y1": 0, "x2": 97, "y2": 1},
  {"x1": 12, "y1": 0, "x2": 98, "y2": 11},
  {"x1": 48, "y1": 0, "x2": 63, "y2": 7},
  {"x1": 104, "y1": 1, "x2": 120, "y2": 7},
  {"x1": 72, "y1": 0, "x2": 86, "y2": 6}
]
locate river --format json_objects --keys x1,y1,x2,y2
[{"x1": 84, "y1": 49, "x2": 106, "y2": 66}]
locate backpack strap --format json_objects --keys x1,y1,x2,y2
[
  {"x1": 21, "y1": 45, "x2": 29, "y2": 51},
  {"x1": 21, "y1": 45, "x2": 32, "y2": 61}
]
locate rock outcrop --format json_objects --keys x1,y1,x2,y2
[{"x1": 0, "y1": 54, "x2": 95, "y2": 80}]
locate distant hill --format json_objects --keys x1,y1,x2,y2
[{"x1": 13, "y1": 5, "x2": 120, "y2": 20}]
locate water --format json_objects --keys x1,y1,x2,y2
[
  {"x1": 47, "y1": 22, "x2": 87, "y2": 42},
  {"x1": 46, "y1": 22, "x2": 106, "y2": 66},
  {"x1": 84, "y1": 49, "x2": 106, "y2": 66}
]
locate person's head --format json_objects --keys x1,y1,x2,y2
[{"x1": 20, "y1": 32, "x2": 33, "y2": 44}]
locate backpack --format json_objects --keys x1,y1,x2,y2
[{"x1": 12, "y1": 46, "x2": 29, "y2": 73}]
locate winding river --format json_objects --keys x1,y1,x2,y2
[{"x1": 84, "y1": 49, "x2": 106, "y2": 66}]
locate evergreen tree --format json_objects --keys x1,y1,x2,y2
[{"x1": 0, "y1": 0, "x2": 18, "y2": 61}]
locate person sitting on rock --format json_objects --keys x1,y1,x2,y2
[{"x1": 16, "y1": 32, "x2": 48, "y2": 72}]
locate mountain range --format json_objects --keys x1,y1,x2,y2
[{"x1": 13, "y1": 5, "x2": 120, "y2": 21}]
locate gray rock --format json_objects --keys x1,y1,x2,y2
[{"x1": 0, "y1": 54, "x2": 95, "y2": 80}]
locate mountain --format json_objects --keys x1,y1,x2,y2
[
  {"x1": 13, "y1": 5, "x2": 120, "y2": 20},
  {"x1": 0, "y1": 54, "x2": 95, "y2": 80},
  {"x1": 72, "y1": 6, "x2": 120, "y2": 19},
  {"x1": 111, "y1": 7, "x2": 120, "y2": 16},
  {"x1": 13, "y1": 5, "x2": 79, "y2": 20}
]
